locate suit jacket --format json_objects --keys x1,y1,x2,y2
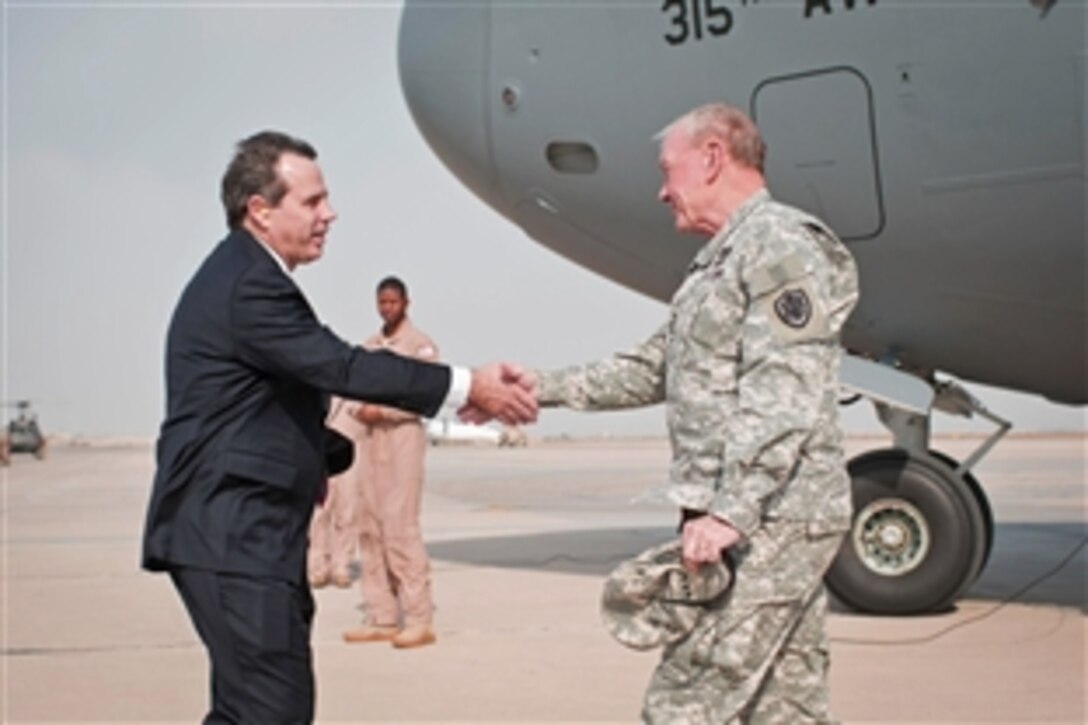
[{"x1": 142, "y1": 229, "x2": 450, "y2": 582}]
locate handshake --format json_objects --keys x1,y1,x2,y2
[{"x1": 461, "y1": 363, "x2": 540, "y2": 426}]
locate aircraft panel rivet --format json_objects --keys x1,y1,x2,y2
[{"x1": 501, "y1": 85, "x2": 520, "y2": 110}]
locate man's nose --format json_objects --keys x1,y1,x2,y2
[{"x1": 323, "y1": 201, "x2": 338, "y2": 223}]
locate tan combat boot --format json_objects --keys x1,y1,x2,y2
[
  {"x1": 392, "y1": 624, "x2": 436, "y2": 649},
  {"x1": 342, "y1": 624, "x2": 399, "y2": 644}
]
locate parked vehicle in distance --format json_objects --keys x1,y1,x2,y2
[
  {"x1": 426, "y1": 417, "x2": 527, "y2": 447},
  {"x1": 5, "y1": 400, "x2": 47, "y2": 461}
]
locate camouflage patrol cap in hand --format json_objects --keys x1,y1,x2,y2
[{"x1": 600, "y1": 539, "x2": 732, "y2": 651}]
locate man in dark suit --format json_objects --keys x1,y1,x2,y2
[{"x1": 143, "y1": 131, "x2": 535, "y2": 724}]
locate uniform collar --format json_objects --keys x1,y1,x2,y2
[
  {"x1": 689, "y1": 188, "x2": 770, "y2": 270},
  {"x1": 379, "y1": 318, "x2": 413, "y2": 346}
]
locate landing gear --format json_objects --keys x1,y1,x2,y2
[
  {"x1": 826, "y1": 450, "x2": 991, "y2": 613},
  {"x1": 929, "y1": 448, "x2": 994, "y2": 577},
  {"x1": 830, "y1": 361, "x2": 1008, "y2": 614}
]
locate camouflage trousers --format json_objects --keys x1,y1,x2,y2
[{"x1": 642, "y1": 521, "x2": 844, "y2": 724}]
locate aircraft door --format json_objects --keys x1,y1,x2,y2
[{"x1": 753, "y1": 68, "x2": 884, "y2": 241}]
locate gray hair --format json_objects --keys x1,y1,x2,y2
[{"x1": 656, "y1": 103, "x2": 766, "y2": 172}]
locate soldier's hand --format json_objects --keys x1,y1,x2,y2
[
  {"x1": 462, "y1": 362, "x2": 538, "y2": 426},
  {"x1": 681, "y1": 515, "x2": 743, "y2": 571},
  {"x1": 501, "y1": 363, "x2": 539, "y2": 401}
]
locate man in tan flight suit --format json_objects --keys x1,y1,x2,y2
[
  {"x1": 343, "y1": 276, "x2": 439, "y2": 649},
  {"x1": 306, "y1": 396, "x2": 366, "y2": 588}
]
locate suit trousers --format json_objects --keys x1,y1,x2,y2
[{"x1": 171, "y1": 568, "x2": 315, "y2": 724}]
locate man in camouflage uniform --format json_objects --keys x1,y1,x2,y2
[{"x1": 532, "y1": 103, "x2": 858, "y2": 723}]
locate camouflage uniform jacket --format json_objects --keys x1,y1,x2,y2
[{"x1": 538, "y1": 190, "x2": 859, "y2": 538}]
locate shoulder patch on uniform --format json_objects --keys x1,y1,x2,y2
[{"x1": 773, "y1": 288, "x2": 812, "y2": 329}]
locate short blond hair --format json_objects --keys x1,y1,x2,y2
[{"x1": 657, "y1": 103, "x2": 766, "y2": 172}]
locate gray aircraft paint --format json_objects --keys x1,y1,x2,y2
[{"x1": 399, "y1": 0, "x2": 1087, "y2": 405}]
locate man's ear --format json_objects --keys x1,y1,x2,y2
[
  {"x1": 703, "y1": 139, "x2": 724, "y2": 181},
  {"x1": 246, "y1": 194, "x2": 272, "y2": 231}
]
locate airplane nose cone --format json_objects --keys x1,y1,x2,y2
[{"x1": 398, "y1": 2, "x2": 506, "y2": 217}]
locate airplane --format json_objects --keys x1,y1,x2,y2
[
  {"x1": 426, "y1": 416, "x2": 527, "y2": 447},
  {"x1": 396, "y1": 0, "x2": 1086, "y2": 614}
]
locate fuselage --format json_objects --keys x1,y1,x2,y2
[{"x1": 399, "y1": 0, "x2": 1086, "y2": 404}]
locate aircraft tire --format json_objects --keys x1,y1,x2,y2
[
  {"x1": 927, "y1": 449, "x2": 993, "y2": 587},
  {"x1": 825, "y1": 449, "x2": 986, "y2": 614}
]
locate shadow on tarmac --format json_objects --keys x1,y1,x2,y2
[
  {"x1": 430, "y1": 525, "x2": 674, "y2": 576},
  {"x1": 429, "y1": 522, "x2": 1086, "y2": 613}
]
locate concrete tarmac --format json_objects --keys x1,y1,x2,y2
[{"x1": 2, "y1": 435, "x2": 1085, "y2": 723}]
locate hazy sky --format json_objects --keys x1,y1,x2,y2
[{"x1": 4, "y1": 1, "x2": 1084, "y2": 441}]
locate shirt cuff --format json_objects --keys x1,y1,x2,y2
[{"x1": 442, "y1": 365, "x2": 471, "y2": 411}]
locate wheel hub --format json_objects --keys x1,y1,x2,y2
[
  {"x1": 853, "y1": 498, "x2": 930, "y2": 577},
  {"x1": 879, "y1": 522, "x2": 908, "y2": 550}
]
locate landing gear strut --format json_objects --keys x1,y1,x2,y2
[{"x1": 829, "y1": 360, "x2": 1009, "y2": 614}]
